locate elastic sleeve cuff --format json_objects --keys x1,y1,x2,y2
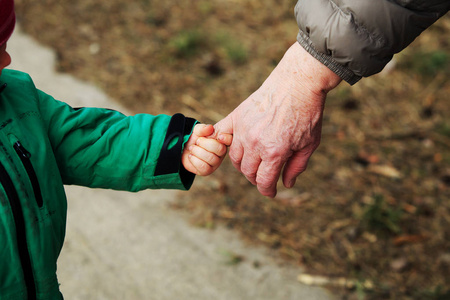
[
  {"x1": 296, "y1": 31, "x2": 362, "y2": 85},
  {"x1": 154, "y1": 113, "x2": 197, "y2": 190}
]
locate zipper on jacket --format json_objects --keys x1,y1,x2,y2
[
  {"x1": 0, "y1": 162, "x2": 37, "y2": 300},
  {"x1": 13, "y1": 141, "x2": 43, "y2": 208}
]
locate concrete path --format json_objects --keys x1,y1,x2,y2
[{"x1": 8, "y1": 27, "x2": 335, "y2": 300}]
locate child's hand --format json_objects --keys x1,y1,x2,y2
[{"x1": 182, "y1": 124, "x2": 232, "y2": 176}]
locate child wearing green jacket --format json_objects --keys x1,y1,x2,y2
[{"x1": 0, "y1": 0, "x2": 231, "y2": 299}]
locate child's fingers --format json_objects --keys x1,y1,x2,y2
[
  {"x1": 188, "y1": 151, "x2": 215, "y2": 176},
  {"x1": 196, "y1": 137, "x2": 227, "y2": 157},
  {"x1": 217, "y1": 133, "x2": 233, "y2": 146},
  {"x1": 190, "y1": 145, "x2": 221, "y2": 167},
  {"x1": 193, "y1": 124, "x2": 214, "y2": 138}
]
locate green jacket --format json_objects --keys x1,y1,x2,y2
[
  {"x1": 295, "y1": 0, "x2": 450, "y2": 84},
  {"x1": 0, "y1": 69, "x2": 196, "y2": 300}
]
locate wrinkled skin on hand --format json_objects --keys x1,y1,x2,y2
[{"x1": 213, "y1": 42, "x2": 342, "y2": 197}]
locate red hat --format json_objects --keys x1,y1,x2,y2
[{"x1": 0, "y1": 0, "x2": 15, "y2": 46}]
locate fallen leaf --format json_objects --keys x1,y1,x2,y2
[
  {"x1": 297, "y1": 274, "x2": 374, "y2": 290},
  {"x1": 393, "y1": 234, "x2": 428, "y2": 246},
  {"x1": 367, "y1": 165, "x2": 402, "y2": 179},
  {"x1": 402, "y1": 203, "x2": 417, "y2": 214},
  {"x1": 362, "y1": 232, "x2": 378, "y2": 243},
  {"x1": 390, "y1": 257, "x2": 409, "y2": 272}
]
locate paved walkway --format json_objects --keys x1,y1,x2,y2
[{"x1": 8, "y1": 27, "x2": 335, "y2": 300}]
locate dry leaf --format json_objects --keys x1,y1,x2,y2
[
  {"x1": 298, "y1": 274, "x2": 374, "y2": 290},
  {"x1": 367, "y1": 165, "x2": 402, "y2": 179},
  {"x1": 393, "y1": 234, "x2": 428, "y2": 246},
  {"x1": 390, "y1": 257, "x2": 409, "y2": 272}
]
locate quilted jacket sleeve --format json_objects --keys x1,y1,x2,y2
[
  {"x1": 294, "y1": 0, "x2": 450, "y2": 84},
  {"x1": 37, "y1": 90, "x2": 197, "y2": 191}
]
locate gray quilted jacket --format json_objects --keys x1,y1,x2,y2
[{"x1": 295, "y1": 0, "x2": 450, "y2": 85}]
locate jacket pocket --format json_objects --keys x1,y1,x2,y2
[{"x1": 13, "y1": 140, "x2": 44, "y2": 208}]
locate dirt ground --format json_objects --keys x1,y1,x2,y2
[{"x1": 15, "y1": 1, "x2": 450, "y2": 299}]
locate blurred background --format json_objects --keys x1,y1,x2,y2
[{"x1": 14, "y1": 1, "x2": 449, "y2": 299}]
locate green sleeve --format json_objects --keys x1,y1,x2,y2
[{"x1": 37, "y1": 90, "x2": 196, "y2": 191}]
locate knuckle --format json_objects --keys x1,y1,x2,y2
[
  {"x1": 247, "y1": 132, "x2": 259, "y2": 145},
  {"x1": 197, "y1": 161, "x2": 212, "y2": 175},
  {"x1": 241, "y1": 167, "x2": 256, "y2": 180},
  {"x1": 192, "y1": 146, "x2": 214, "y2": 163},
  {"x1": 257, "y1": 180, "x2": 272, "y2": 191},
  {"x1": 204, "y1": 151, "x2": 216, "y2": 164},
  {"x1": 264, "y1": 148, "x2": 282, "y2": 161},
  {"x1": 262, "y1": 143, "x2": 289, "y2": 161},
  {"x1": 229, "y1": 150, "x2": 242, "y2": 164},
  {"x1": 215, "y1": 143, "x2": 226, "y2": 156},
  {"x1": 195, "y1": 137, "x2": 205, "y2": 145},
  {"x1": 247, "y1": 132, "x2": 264, "y2": 149},
  {"x1": 210, "y1": 155, "x2": 220, "y2": 167},
  {"x1": 255, "y1": 173, "x2": 274, "y2": 190}
]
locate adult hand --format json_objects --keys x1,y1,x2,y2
[{"x1": 213, "y1": 42, "x2": 342, "y2": 197}]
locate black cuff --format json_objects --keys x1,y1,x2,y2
[{"x1": 154, "y1": 113, "x2": 196, "y2": 184}]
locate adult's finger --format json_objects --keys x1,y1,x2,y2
[
  {"x1": 217, "y1": 133, "x2": 233, "y2": 146},
  {"x1": 227, "y1": 140, "x2": 244, "y2": 173},
  {"x1": 239, "y1": 150, "x2": 262, "y2": 185},
  {"x1": 282, "y1": 149, "x2": 312, "y2": 188},
  {"x1": 212, "y1": 114, "x2": 234, "y2": 139},
  {"x1": 255, "y1": 159, "x2": 285, "y2": 198}
]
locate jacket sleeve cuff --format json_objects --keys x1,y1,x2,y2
[
  {"x1": 153, "y1": 113, "x2": 197, "y2": 190},
  {"x1": 296, "y1": 31, "x2": 361, "y2": 85}
]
